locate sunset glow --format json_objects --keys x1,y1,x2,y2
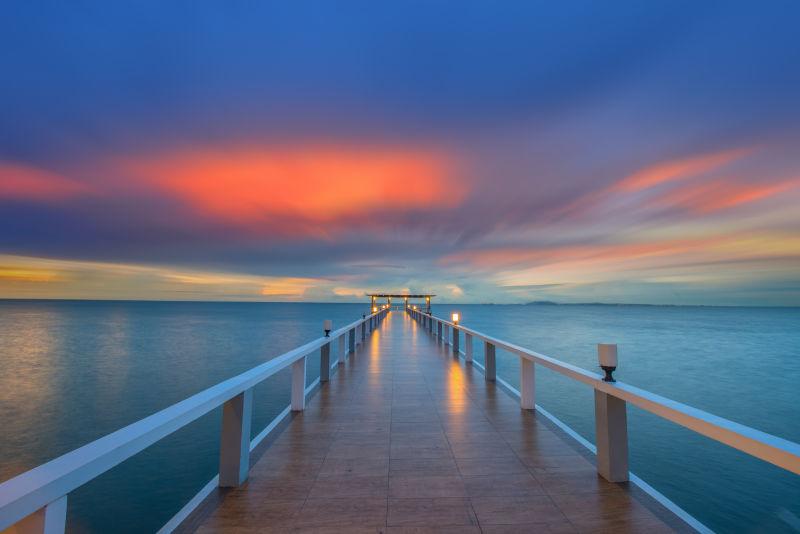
[
  {"x1": 1, "y1": 3, "x2": 799, "y2": 305},
  {"x1": 123, "y1": 146, "x2": 458, "y2": 230}
]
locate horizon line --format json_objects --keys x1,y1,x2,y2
[{"x1": 0, "y1": 297, "x2": 798, "y2": 309}]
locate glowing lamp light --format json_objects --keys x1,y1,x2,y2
[
  {"x1": 451, "y1": 312, "x2": 460, "y2": 325},
  {"x1": 372, "y1": 306, "x2": 378, "y2": 313}
]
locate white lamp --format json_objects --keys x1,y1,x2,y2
[
  {"x1": 597, "y1": 344, "x2": 618, "y2": 382},
  {"x1": 323, "y1": 319, "x2": 332, "y2": 337},
  {"x1": 451, "y1": 312, "x2": 460, "y2": 325}
]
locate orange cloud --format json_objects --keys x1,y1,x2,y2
[
  {"x1": 121, "y1": 146, "x2": 461, "y2": 231},
  {"x1": 652, "y1": 178, "x2": 800, "y2": 214},
  {"x1": 612, "y1": 148, "x2": 751, "y2": 192},
  {"x1": 441, "y1": 238, "x2": 721, "y2": 270},
  {"x1": 0, "y1": 162, "x2": 89, "y2": 201}
]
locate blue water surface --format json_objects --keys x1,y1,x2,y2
[{"x1": 0, "y1": 301, "x2": 798, "y2": 532}]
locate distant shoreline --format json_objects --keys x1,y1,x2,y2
[{"x1": 0, "y1": 298, "x2": 797, "y2": 309}]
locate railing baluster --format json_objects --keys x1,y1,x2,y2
[
  {"x1": 520, "y1": 357, "x2": 535, "y2": 410},
  {"x1": 13, "y1": 495, "x2": 67, "y2": 534},
  {"x1": 452, "y1": 326, "x2": 459, "y2": 354},
  {"x1": 465, "y1": 333, "x2": 473, "y2": 362},
  {"x1": 437, "y1": 321, "x2": 442, "y2": 340},
  {"x1": 484, "y1": 342, "x2": 496, "y2": 381},
  {"x1": 338, "y1": 334, "x2": 346, "y2": 365},
  {"x1": 291, "y1": 355, "x2": 307, "y2": 411},
  {"x1": 219, "y1": 389, "x2": 253, "y2": 487}
]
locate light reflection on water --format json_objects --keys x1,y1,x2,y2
[
  {"x1": 1, "y1": 301, "x2": 798, "y2": 533},
  {"x1": 0, "y1": 301, "x2": 371, "y2": 533}
]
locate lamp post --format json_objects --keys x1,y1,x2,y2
[
  {"x1": 598, "y1": 344, "x2": 618, "y2": 382},
  {"x1": 451, "y1": 313, "x2": 460, "y2": 354}
]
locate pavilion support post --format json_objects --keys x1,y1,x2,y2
[
  {"x1": 485, "y1": 342, "x2": 496, "y2": 381},
  {"x1": 219, "y1": 388, "x2": 253, "y2": 487}
]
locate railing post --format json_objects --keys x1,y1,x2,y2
[
  {"x1": 444, "y1": 324, "x2": 450, "y2": 345},
  {"x1": 338, "y1": 334, "x2": 346, "y2": 365},
  {"x1": 320, "y1": 341, "x2": 331, "y2": 382},
  {"x1": 520, "y1": 357, "x2": 535, "y2": 409},
  {"x1": 452, "y1": 326, "x2": 459, "y2": 354},
  {"x1": 348, "y1": 328, "x2": 355, "y2": 354},
  {"x1": 484, "y1": 342, "x2": 496, "y2": 381},
  {"x1": 594, "y1": 389, "x2": 629, "y2": 482},
  {"x1": 361, "y1": 321, "x2": 366, "y2": 341},
  {"x1": 291, "y1": 355, "x2": 307, "y2": 411},
  {"x1": 465, "y1": 333, "x2": 473, "y2": 362},
  {"x1": 219, "y1": 388, "x2": 253, "y2": 487},
  {"x1": 437, "y1": 321, "x2": 442, "y2": 340},
  {"x1": 12, "y1": 495, "x2": 67, "y2": 534},
  {"x1": 594, "y1": 344, "x2": 628, "y2": 482}
]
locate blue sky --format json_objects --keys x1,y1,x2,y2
[{"x1": 1, "y1": 1, "x2": 799, "y2": 304}]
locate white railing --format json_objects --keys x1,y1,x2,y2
[
  {"x1": 0, "y1": 309, "x2": 388, "y2": 533},
  {"x1": 408, "y1": 308, "x2": 800, "y2": 481}
]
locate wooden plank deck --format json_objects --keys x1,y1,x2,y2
[{"x1": 190, "y1": 312, "x2": 689, "y2": 533}]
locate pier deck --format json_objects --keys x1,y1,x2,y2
[{"x1": 190, "y1": 312, "x2": 685, "y2": 533}]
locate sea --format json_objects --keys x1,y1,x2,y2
[{"x1": 0, "y1": 300, "x2": 798, "y2": 533}]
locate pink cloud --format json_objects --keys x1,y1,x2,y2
[{"x1": 0, "y1": 162, "x2": 90, "y2": 201}]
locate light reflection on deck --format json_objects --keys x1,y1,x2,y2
[{"x1": 189, "y1": 312, "x2": 686, "y2": 533}]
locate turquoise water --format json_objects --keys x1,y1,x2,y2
[{"x1": 0, "y1": 301, "x2": 798, "y2": 532}]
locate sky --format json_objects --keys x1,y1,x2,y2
[{"x1": 1, "y1": 1, "x2": 799, "y2": 305}]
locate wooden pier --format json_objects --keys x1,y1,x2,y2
[
  {"x1": 3, "y1": 305, "x2": 799, "y2": 534},
  {"x1": 186, "y1": 312, "x2": 685, "y2": 533}
]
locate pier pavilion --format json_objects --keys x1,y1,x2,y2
[{"x1": 368, "y1": 293, "x2": 435, "y2": 313}]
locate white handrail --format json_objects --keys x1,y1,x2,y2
[
  {"x1": 0, "y1": 310, "x2": 386, "y2": 532},
  {"x1": 410, "y1": 309, "x2": 800, "y2": 476}
]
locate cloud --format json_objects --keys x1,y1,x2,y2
[
  {"x1": 0, "y1": 162, "x2": 90, "y2": 201},
  {"x1": 0, "y1": 254, "x2": 330, "y2": 301},
  {"x1": 332, "y1": 287, "x2": 369, "y2": 297},
  {"x1": 611, "y1": 148, "x2": 751, "y2": 193},
  {"x1": 649, "y1": 177, "x2": 800, "y2": 214},
  {"x1": 117, "y1": 144, "x2": 462, "y2": 236},
  {"x1": 446, "y1": 284, "x2": 464, "y2": 297}
]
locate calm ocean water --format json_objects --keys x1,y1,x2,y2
[{"x1": 0, "y1": 301, "x2": 798, "y2": 532}]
